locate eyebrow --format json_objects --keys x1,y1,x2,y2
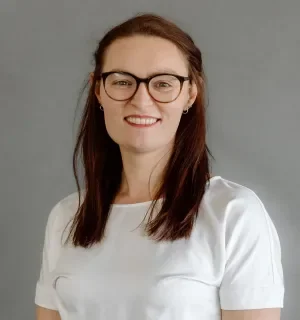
[{"x1": 105, "y1": 68, "x2": 183, "y2": 77}]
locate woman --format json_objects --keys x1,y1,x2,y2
[{"x1": 35, "y1": 13, "x2": 284, "y2": 320}]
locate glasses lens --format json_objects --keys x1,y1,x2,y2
[
  {"x1": 149, "y1": 75, "x2": 181, "y2": 102},
  {"x1": 105, "y1": 73, "x2": 137, "y2": 100}
]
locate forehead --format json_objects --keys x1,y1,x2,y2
[{"x1": 102, "y1": 35, "x2": 189, "y2": 76}]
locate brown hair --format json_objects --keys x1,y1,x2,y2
[{"x1": 67, "y1": 13, "x2": 214, "y2": 247}]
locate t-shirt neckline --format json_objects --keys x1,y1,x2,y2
[{"x1": 111, "y1": 175, "x2": 220, "y2": 208}]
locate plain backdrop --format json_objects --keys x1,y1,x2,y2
[{"x1": 1, "y1": 0, "x2": 299, "y2": 319}]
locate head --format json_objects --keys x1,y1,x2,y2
[
  {"x1": 70, "y1": 14, "x2": 212, "y2": 247},
  {"x1": 90, "y1": 34, "x2": 198, "y2": 154}
]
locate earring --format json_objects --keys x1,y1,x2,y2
[
  {"x1": 99, "y1": 104, "x2": 103, "y2": 111},
  {"x1": 183, "y1": 106, "x2": 191, "y2": 114}
]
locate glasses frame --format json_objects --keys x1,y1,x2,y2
[{"x1": 99, "y1": 71, "x2": 190, "y2": 103}]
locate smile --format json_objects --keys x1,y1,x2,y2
[{"x1": 124, "y1": 116, "x2": 160, "y2": 127}]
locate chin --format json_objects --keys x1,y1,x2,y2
[
  {"x1": 120, "y1": 141, "x2": 165, "y2": 154},
  {"x1": 125, "y1": 144, "x2": 156, "y2": 154}
]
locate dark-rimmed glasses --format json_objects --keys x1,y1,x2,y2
[{"x1": 98, "y1": 71, "x2": 190, "y2": 103}]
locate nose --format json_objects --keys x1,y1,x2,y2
[{"x1": 130, "y1": 82, "x2": 153, "y2": 106}]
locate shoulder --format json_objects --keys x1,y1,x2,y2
[
  {"x1": 202, "y1": 175, "x2": 269, "y2": 224},
  {"x1": 45, "y1": 190, "x2": 85, "y2": 243},
  {"x1": 199, "y1": 175, "x2": 280, "y2": 247},
  {"x1": 205, "y1": 175, "x2": 262, "y2": 203},
  {"x1": 201, "y1": 176, "x2": 282, "y2": 267}
]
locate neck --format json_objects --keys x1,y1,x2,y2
[{"x1": 115, "y1": 145, "x2": 173, "y2": 204}]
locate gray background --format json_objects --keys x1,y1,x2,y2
[{"x1": 1, "y1": 0, "x2": 299, "y2": 319}]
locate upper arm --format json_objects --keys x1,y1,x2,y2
[
  {"x1": 222, "y1": 308, "x2": 281, "y2": 320},
  {"x1": 35, "y1": 202, "x2": 64, "y2": 311},
  {"x1": 219, "y1": 188, "x2": 284, "y2": 311},
  {"x1": 36, "y1": 306, "x2": 61, "y2": 320}
]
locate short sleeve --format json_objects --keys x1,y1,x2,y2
[
  {"x1": 219, "y1": 189, "x2": 284, "y2": 310},
  {"x1": 35, "y1": 201, "x2": 63, "y2": 310}
]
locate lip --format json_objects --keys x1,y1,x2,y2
[
  {"x1": 124, "y1": 115, "x2": 161, "y2": 128},
  {"x1": 124, "y1": 115, "x2": 160, "y2": 120}
]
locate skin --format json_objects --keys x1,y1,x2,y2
[
  {"x1": 36, "y1": 307, "x2": 61, "y2": 320},
  {"x1": 221, "y1": 308, "x2": 281, "y2": 319},
  {"x1": 36, "y1": 35, "x2": 281, "y2": 319},
  {"x1": 36, "y1": 306, "x2": 281, "y2": 319}
]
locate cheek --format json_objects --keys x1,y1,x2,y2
[
  {"x1": 102, "y1": 106, "x2": 125, "y2": 141},
  {"x1": 104, "y1": 107, "x2": 121, "y2": 123},
  {"x1": 159, "y1": 109, "x2": 184, "y2": 141},
  {"x1": 161, "y1": 100, "x2": 185, "y2": 125},
  {"x1": 169, "y1": 112, "x2": 183, "y2": 134}
]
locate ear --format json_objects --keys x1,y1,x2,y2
[
  {"x1": 89, "y1": 72, "x2": 102, "y2": 104},
  {"x1": 186, "y1": 80, "x2": 198, "y2": 107},
  {"x1": 89, "y1": 72, "x2": 94, "y2": 86}
]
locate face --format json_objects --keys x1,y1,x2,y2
[{"x1": 92, "y1": 35, "x2": 197, "y2": 154}]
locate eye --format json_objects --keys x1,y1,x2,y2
[
  {"x1": 112, "y1": 80, "x2": 133, "y2": 86},
  {"x1": 155, "y1": 81, "x2": 172, "y2": 88}
]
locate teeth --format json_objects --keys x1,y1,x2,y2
[{"x1": 126, "y1": 117, "x2": 158, "y2": 125}]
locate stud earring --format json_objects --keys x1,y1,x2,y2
[{"x1": 99, "y1": 104, "x2": 103, "y2": 111}]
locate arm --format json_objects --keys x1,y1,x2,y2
[
  {"x1": 219, "y1": 188, "x2": 284, "y2": 314},
  {"x1": 36, "y1": 306, "x2": 61, "y2": 320},
  {"x1": 222, "y1": 308, "x2": 281, "y2": 320},
  {"x1": 35, "y1": 202, "x2": 64, "y2": 316}
]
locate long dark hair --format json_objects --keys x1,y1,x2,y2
[{"x1": 66, "y1": 13, "x2": 214, "y2": 247}]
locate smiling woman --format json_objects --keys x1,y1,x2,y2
[{"x1": 35, "y1": 13, "x2": 284, "y2": 320}]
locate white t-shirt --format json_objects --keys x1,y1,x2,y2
[{"x1": 35, "y1": 176, "x2": 284, "y2": 320}]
